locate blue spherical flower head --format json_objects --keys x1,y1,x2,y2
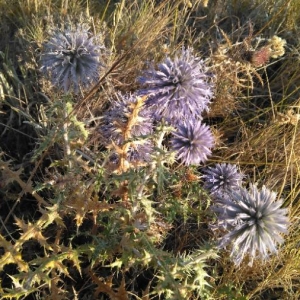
[
  {"x1": 171, "y1": 121, "x2": 214, "y2": 165},
  {"x1": 41, "y1": 24, "x2": 104, "y2": 93},
  {"x1": 214, "y1": 184, "x2": 289, "y2": 266},
  {"x1": 203, "y1": 163, "x2": 244, "y2": 195},
  {"x1": 100, "y1": 93, "x2": 153, "y2": 164},
  {"x1": 138, "y1": 47, "x2": 213, "y2": 125}
]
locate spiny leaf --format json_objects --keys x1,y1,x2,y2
[
  {"x1": 139, "y1": 196, "x2": 157, "y2": 223},
  {"x1": 108, "y1": 258, "x2": 124, "y2": 269},
  {"x1": 0, "y1": 251, "x2": 29, "y2": 273},
  {"x1": 0, "y1": 158, "x2": 47, "y2": 205},
  {"x1": 2, "y1": 274, "x2": 37, "y2": 300},
  {"x1": 90, "y1": 271, "x2": 130, "y2": 299},
  {"x1": 31, "y1": 250, "x2": 82, "y2": 277},
  {"x1": 38, "y1": 204, "x2": 65, "y2": 227},
  {"x1": 0, "y1": 235, "x2": 29, "y2": 272},
  {"x1": 14, "y1": 217, "x2": 53, "y2": 251}
]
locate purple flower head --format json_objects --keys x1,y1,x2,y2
[
  {"x1": 203, "y1": 163, "x2": 244, "y2": 195},
  {"x1": 171, "y1": 121, "x2": 214, "y2": 165},
  {"x1": 41, "y1": 24, "x2": 104, "y2": 93},
  {"x1": 214, "y1": 184, "x2": 289, "y2": 266},
  {"x1": 100, "y1": 93, "x2": 153, "y2": 163},
  {"x1": 138, "y1": 47, "x2": 213, "y2": 125}
]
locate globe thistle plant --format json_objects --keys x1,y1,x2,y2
[
  {"x1": 214, "y1": 184, "x2": 289, "y2": 266},
  {"x1": 100, "y1": 93, "x2": 153, "y2": 167},
  {"x1": 41, "y1": 24, "x2": 104, "y2": 93},
  {"x1": 138, "y1": 47, "x2": 213, "y2": 125},
  {"x1": 171, "y1": 121, "x2": 214, "y2": 165},
  {"x1": 203, "y1": 163, "x2": 244, "y2": 195}
]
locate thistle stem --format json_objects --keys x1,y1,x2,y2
[{"x1": 63, "y1": 96, "x2": 72, "y2": 169}]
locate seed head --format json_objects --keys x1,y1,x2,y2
[
  {"x1": 203, "y1": 163, "x2": 244, "y2": 195},
  {"x1": 251, "y1": 46, "x2": 271, "y2": 67},
  {"x1": 214, "y1": 184, "x2": 289, "y2": 266},
  {"x1": 268, "y1": 35, "x2": 286, "y2": 59},
  {"x1": 171, "y1": 121, "x2": 214, "y2": 165},
  {"x1": 138, "y1": 47, "x2": 213, "y2": 125},
  {"x1": 41, "y1": 24, "x2": 104, "y2": 93}
]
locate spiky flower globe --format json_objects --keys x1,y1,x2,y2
[
  {"x1": 171, "y1": 121, "x2": 214, "y2": 165},
  {"x1": 41, "y1": 24, "x2": 104, "y2": 93},
  {"x1": 100, "y1": 93, "x2": 153, "y2": 164},
  {"x1": 203, "y1": 163, "x2": 244, "y2": 195},
  {"x1": 138, "y1": 47, "x2": 213, "y2": 125},
  {"x1": 214, "y1": 184, "x2": 289, "y2": 266}
]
